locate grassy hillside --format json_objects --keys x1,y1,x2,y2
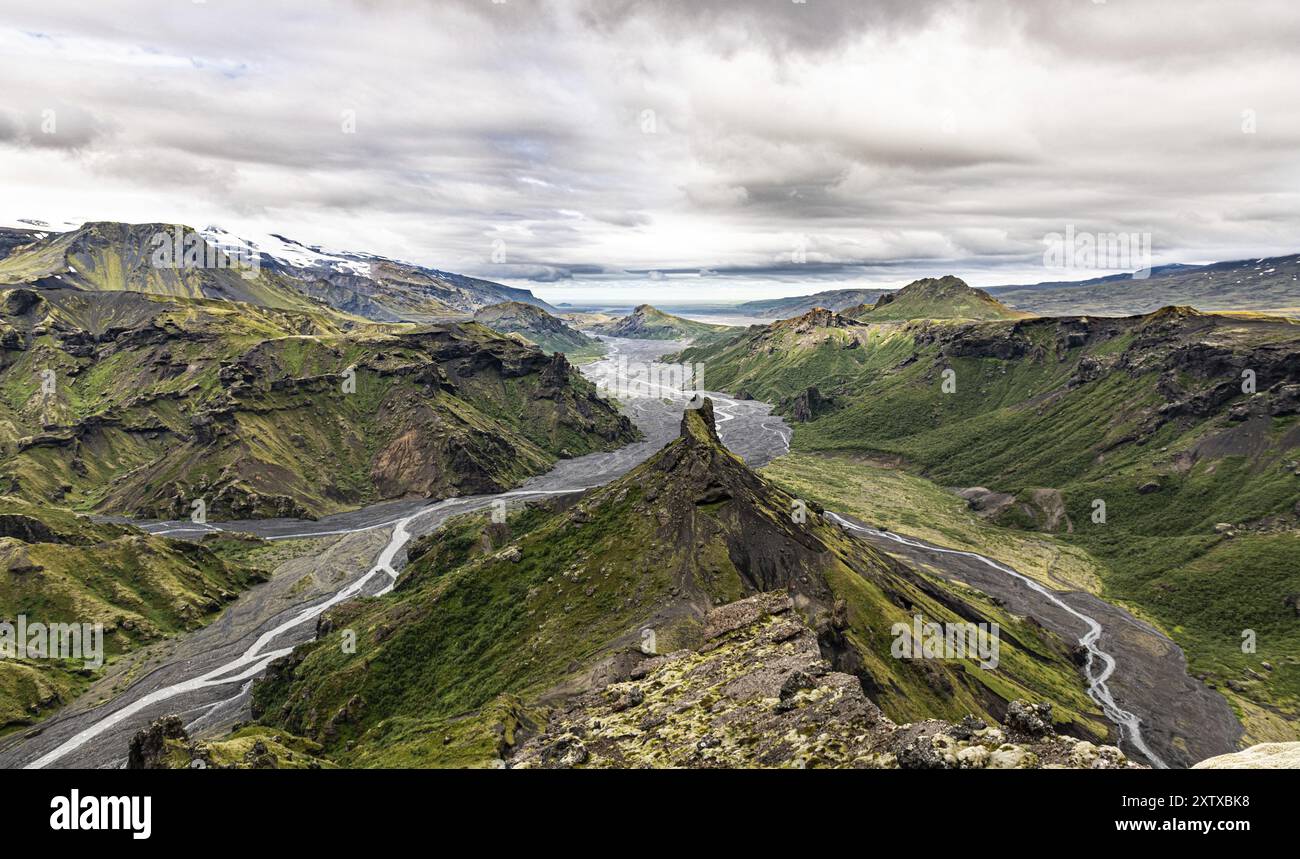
[
  {"x1": 251, "y1": 401, "x2": 1106, "y2": 766},
  {"x1": 763, "y1": 452, "x2": 1105, "y2": 593},
  {"x1": 680, "y1": 306, "x2": 1300, "y2": 740},
  {"x1": 0, "y1": 289, "x2": 637, "y2": 519},
  {"x1": 0, "y1": 497, "x2": 260, "y2": 732},
  {"x1": 849, "y1": 276, "x2": 1031, "y2": 322},
  {"x1": 674, "y1": 308, "x2": 914, "y2": 416}
]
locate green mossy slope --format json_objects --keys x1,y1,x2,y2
[
  {"x1": 681, "y1": 306, "x2": 1300, "y2": 738},
  {"x1": 252, "y1": 401, "x2": 1105, "y2": 766},
  {"x1": 0, "y1": 290, "x2": 637, "y2": 519}
]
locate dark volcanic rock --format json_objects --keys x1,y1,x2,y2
[
  {"x1": 0, "y1": 514, "x2": 62, "y2": 544},
  {"x1": 127, "y1": 715, "x2": 189, "y2": 769},
  {"x1": 791, "y1": 386, "x2": 830, "y2": 422}
]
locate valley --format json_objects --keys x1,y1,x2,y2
[
  {"x1": 0, "y1": 227, "x2": 1292, "y2": 772},
  {"x1": 676, "y1": 280, "x2": 1300, "y2": 747},
  {"x1": 0, "y1": 338, "x2": 789, "y2": 768},
  {"x1": 6, "y1": 1, "x2": 1300, "y2": 838},
  {"x1": 0, "y1": 337, "x2": 1245, "y2": 769}
]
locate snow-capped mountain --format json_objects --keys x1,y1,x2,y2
[{"x1": 0, "y1": 220, "x2": 553, "y2": 321}]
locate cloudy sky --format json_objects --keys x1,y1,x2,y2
[{"x1": 2, "y1": 0, "x2": 1298, "y2": 303}]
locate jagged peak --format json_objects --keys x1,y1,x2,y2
[{"x1": 679, "y1": 397, "x2": 720, "y2": 444}]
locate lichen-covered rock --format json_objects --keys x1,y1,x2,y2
[
  {"x1": 508, "y1": 592, "x2": 1145, "y2": 770},
  {"x1": 956, "y1": 745, "x2": 989, "y2": 769},
  {"x1": 126, "y1": 716, "x2": 333, "y2": 769},
  {"x1": 1069, "y1": 740, "x2": 1099, "y2": 768},
  {"x1": 1005, "y1": 700, "x2": 1053, "y2": 737},
  {"x1": 988, "y1": 745, "x2": 1039, "y2": 769}
]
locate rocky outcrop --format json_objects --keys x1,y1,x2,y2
[
  {"x1": 957, "y1": 486, "x2": 1016, "y2": 517},
  {"x1": 1, "y1": 287, "x2": 44, "y2": 317},
  {"x1": 0, "y1": 514, "x2": 63, "y2": 544},
  {"x1": 127, "y1": 715, "x2": 190, "y2": 769},
  {"x1": 790, "y1": 386, "x2": 830, "y2": 422},
  {"x1": 772, "y1": 307, "x2": 861, "y2": 334},
  {"x1": 509, "y1": 591, "x2": 1142, "y2": 769},
  {"x1": 128, "y1": 715, "x2": 331, "y2": 769}
]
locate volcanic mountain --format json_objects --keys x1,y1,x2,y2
[
  {"x1": 849, "y1": 276, "x2": 1030, "y2": 322},
  {"x1": 588, "y1": 304, "x2": 732, "y2": 341}
]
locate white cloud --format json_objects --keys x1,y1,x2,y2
[{"x1": 1, "y1": 0, "x2": 1298, "y2": 302}]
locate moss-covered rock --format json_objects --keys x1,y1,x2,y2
[
  {"x1": 509, "y1": 591, "x2": 1141, "y2": 769},
  {"x1": 127, "y1": 715, "x2": 333, "y2": 769}
]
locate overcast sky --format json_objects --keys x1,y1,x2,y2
[{"x1": 2, "y1": 0, "x2": 1298, "y2": 302}]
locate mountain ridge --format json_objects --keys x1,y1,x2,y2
[
  {"x1": 472, "y1": 300, "x2": 601, "y2": 357},
  {"x1": 735, "y1": 253, "x2": 1300, "y2": 320},
  {"x1": 0, "y1": 221, "x2": 553, "y2": 323},
  {"x1": 248, "y1": 398, "x2": 1108, "y2": 766}
]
